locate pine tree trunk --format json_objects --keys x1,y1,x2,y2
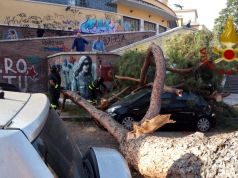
[
  {"x1": 62, "y1": 91, "x2": 238, "y2": 178},
  {"x1": 62, "y1": 44, "x2": 238, "y2": 177}
]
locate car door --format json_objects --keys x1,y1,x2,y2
[
  {"x1": 161, "y1": 93, "x2": 196, "y2": 130},
  {"x1": 170, "y1": 94, "x2": 197, "y2": 129},
  {"x1": 130, "y1": 93, "x2": 151, "y2": 120}
]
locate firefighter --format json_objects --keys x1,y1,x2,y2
[
  {"x1": 48, "y1": 65, "x2": 61, "y2": 109},
  {"x1": 87, "y1": 77, "x2": 107, "y2": 105}
]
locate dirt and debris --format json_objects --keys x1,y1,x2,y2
[{"x1": 63, "y1": 118, "x2": 143, "y2": 178}]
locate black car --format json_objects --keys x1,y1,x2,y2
[{"x1": 106, "y1": 89, "x2": 216, "y2": 132}]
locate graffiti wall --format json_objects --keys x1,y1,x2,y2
[
  {"x1": 0, "y1": 25, "x2": 73, "y2": 40},
  {"x1": 0, "y1": 56, "x2": 47, "y2": 92},
  {"x1": 0, "y1": 0, "x2": 124, "y2": 33},
  {"x1": 0, "y1": 31, "x2": 155, "y2": 92},
  {"x1": 48, "y1": 53, "x2": 120, "y2": 92}
]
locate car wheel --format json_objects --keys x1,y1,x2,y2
[
  {"x1": 121, "y1": 115, "x2": 134, "y2": 131},
  {"x1": 83, "y1": 148, "x2": 100, "y2": 178},
  {"x1": 196, "y1": 117, "x2": 211, "y2": 132}
]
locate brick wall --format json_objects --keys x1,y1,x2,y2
[
  {"x1": 0, "y1": 25, "x2": 73, "y2": 40},
  {"x1": 0, "y1": 31, "x2": 155, "y2": 92}
]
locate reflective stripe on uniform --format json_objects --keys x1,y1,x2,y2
[
  {"x1": 87, "y1": 99, "x2": 97, "y2": 104},
  {"x1": 51, "y1": 104, "x2": 57, "y2": 109}
]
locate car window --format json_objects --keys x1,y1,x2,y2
[
  {"x1": 173, "y1": 92, "x2": 200, "y2": 108},
  {"x1": 33, "y1": 109, "x2": 85, "y2": 178},
  {"x1": 121, "y1": 89, "x2": 150, "y2": 103},
  {"x1": 161, "y1": 92, "x2": 173, "y2": 99}
]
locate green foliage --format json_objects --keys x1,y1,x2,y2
[
  {"x1": 213, "y1": 0, "x2": 238, "y2": 38},
  {"x1": 115, "y1": 50, "x2": 146, "y2": 87},
  {"x1": 164, "y1": 30, "x2": 223, "y2": 92},
  {"x1": 213, "y1": 102, "x2": 238, "y2": 131},
  {"x1": 165, "y1": 30, "x2": 214, "y2": 66}
]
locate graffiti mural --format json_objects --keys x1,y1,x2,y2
[
  {"x1": 3, "y1": 10, "x2": 123, "y2": 33},
  {"x1": 0, "y1": 57, "x2": 39, "y2": 91},
  {"x1": 80, "y1": 15, "x2": 122, "y2": 34},
  {"x1": 50, "y1": 55, "x2": 97, "y2": 99},
  {"x1": 3, "y1": 29, "x2": 19, "y2": 39},
  {"x1": 41, "y1": 39, "x2": 70, "y2": 52}
]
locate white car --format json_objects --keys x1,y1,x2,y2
[{"x1": 0, "y1": 90, "x2": 131, "y2": 178}]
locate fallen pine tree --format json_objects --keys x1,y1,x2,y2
[{"x1": 62, "y1": 43, "x2": 237, "y2": 177}]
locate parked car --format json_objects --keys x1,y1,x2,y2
[
  {"x1": 0, "y1": 91, "x2": 131, "y2": 178},
  {"x1": 106, "y1": 89, "x2": 216, "y2": 132}
]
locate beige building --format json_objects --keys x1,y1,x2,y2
[
  {"x1": 174, "y1": 9, "x2": 198, "y2": 27},
  {"x1": 0, "y1": 0, "x2": 177, "y2": 34},
  {"x1": 168, "y1": 1, "x2": 208, "y2": 30}
]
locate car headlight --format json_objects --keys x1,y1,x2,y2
[{"x1": 106, "y1": 105, "x2": 122, "y2": 114}]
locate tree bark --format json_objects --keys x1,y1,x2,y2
[{"x1": 62, "y1": 90, "x2": 238, "y2": 178}]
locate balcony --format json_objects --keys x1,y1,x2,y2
[{"x1": 112, "y1": 0, "x2": 177, "y2": 20}]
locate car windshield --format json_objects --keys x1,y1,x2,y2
[
  {"x1": 33, "y1": 109, "x2": 85, "y2": 178},
  {"x1": 120, "y1": 89, "x2": 150, "y2": 103}
]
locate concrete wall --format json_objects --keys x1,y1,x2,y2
[
  {"x1": 112, "y1": 27, "x2": 196, "y2": 55},
  {"x1": 0, "y1": 31, "x2": 155, "y2": 92},
  {"x1": 117, "y1": 5, "x2": 168, "y2": 27}
]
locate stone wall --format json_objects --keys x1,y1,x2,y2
[{"x1": 0, "y1": 31, "x2": 155, "y2": 92}]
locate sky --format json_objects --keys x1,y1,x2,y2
[{"x1": 168, "y1": 0, "x2": 227, "y2": 30}]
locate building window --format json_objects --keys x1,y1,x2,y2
[
  {"x1": 76, "y1": 0, "x2": 116, "y2": 12},
  {"x1": 168, "y1": 20, "x2": 177, "y2": 29},
  {"x1": 33, "y1": 0, "x2": 71, "y2": 5},
  {"x1": 123, "y1": 16, "x2": 140, "y2": 31},
  {"x1": 159, "y1": 25, "x2": 167, "y2": 33},
  {"x1": 76, "y1": 0, "x2": 87, "y2": 7},
  {"x1": 144, "y1": 21, "x2": 156, "y2": 31}
]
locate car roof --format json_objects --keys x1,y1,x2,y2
[
  {"x1": 110, "y1": 88, "x2": 206, "y2": 107},
  {"x1": 0, "y1": 91, "x2": 50, "y2": 142},
  {"x1": 0, "y1": 91, "x2": 30, "y2": 128}
]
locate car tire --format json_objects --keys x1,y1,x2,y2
[
  {"x1": 83, "y1": 148, "x2": 100, "y2": 178},
  {"x1": 196, "y1": 117, "x2": 211, "y2": 132},
  {"x1": 121, "y1": 115, "x2": 135, "y2": 131}
]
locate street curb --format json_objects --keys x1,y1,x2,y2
[{"x1": 60, "y1": 115, "x2": 92, "y2": 122}]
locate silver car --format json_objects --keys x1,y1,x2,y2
[{"x1": 0, "y1": 90, "x2": 131, "y2": 178}]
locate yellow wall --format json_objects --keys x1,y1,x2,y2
[
  {"x1": 143, "y1": 0, "x2": 175, "y2": 16},
  {"x1": 117, "y1": 5, "x2": 168, "y2": 27},
  {"x1": 0, "y1": 0, "x2": 174, "y2": 32},
  {"x1": 0, "y1": 0, "x2": 123, "y2": 32}
]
